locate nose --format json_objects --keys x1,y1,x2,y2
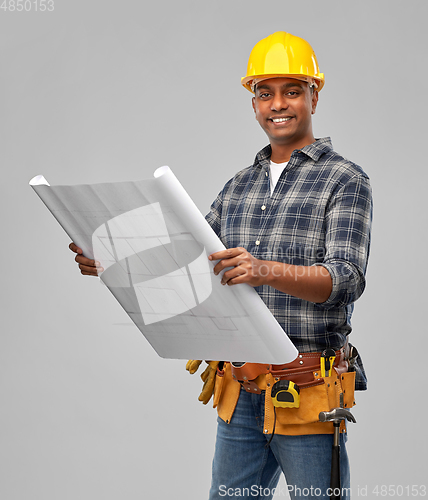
[{"x1": 271, "y1": 92, "x2": 288, "y2": 112}]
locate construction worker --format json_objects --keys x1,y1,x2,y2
[{"x1": 70, "y1": 32, "x2": 372, "y2": 500}]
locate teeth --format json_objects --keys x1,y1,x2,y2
[{"x1": 272, "y1": 117, "x2": 291, "y2": 123}]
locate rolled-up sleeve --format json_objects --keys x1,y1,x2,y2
[
  {"x1": 315, "y1": 173, "x2": 373, "y2": 309},
  {"x1": 205, "y1": 177, "x2": 235, "y2": 237},
  {"x1": 205, "y1": 192, "x2": 223, "y2": 237}
]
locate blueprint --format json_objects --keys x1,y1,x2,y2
[{"x1": 29, "y1": 167, "x2": 298, "y2": 364}]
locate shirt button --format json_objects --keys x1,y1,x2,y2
[
  {"x1": 261, "y1": 205, "x2": 266, "y2": 211},
  {"x1": 255, "y1": 240, "x2": 260, "y2": 246}
]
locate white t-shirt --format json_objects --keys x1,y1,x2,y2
[{"x1": 269, "y1": 160, "x2": 289, "y2": 195}]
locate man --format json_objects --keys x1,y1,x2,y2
[{"x1": 70, "y1": 32, "x2": 372, "y2": 499}]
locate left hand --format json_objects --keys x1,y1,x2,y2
[{"x1": 209, "y1": 247, "x2": 269, "y2": 287}]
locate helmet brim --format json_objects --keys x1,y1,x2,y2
[{"x1": 241, "y1": 73, "x2": 325, "y2": 94}]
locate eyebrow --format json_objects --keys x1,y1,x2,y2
[{"x1": 256, "y1": 82, "x2": 305, "y2": 91}]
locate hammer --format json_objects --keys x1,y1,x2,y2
[{"x1": 318, "y1": 408, "x2": 356, "y2": 500}]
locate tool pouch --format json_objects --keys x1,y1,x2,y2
[
  {"x1": 339, "y1": 370, "x2": 356, "y2": 409},
  {"x1": 213, "y1": 365, "x2": 225, "y2": 408},
  {"x1": 213, "y1": 363, "x2": 241, "y2": 423},
  {"x1": 264, "y1": 370, "x2": 356, "y2": 435}
]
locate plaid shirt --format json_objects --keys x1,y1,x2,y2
[{"x1": 205, "y1": 138, "x2": 372, "y2": 390}]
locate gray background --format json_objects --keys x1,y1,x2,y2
[{"x1": 1, "y1": 0, "x2": 427, "y2": 498}]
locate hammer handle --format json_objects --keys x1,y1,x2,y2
[{"x1": 330, "y1": 444, "x2": 341, "y2": 499}]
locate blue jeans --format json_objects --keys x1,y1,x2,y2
[{"x1": 209, "y1": 388, "x2": 350, "y2": 499}]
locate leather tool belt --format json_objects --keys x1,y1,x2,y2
[{"x1": 230, "y1": 344, "x2": 349, "y2": 395}]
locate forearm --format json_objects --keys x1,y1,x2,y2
[
  {"x1": 211, "y1": 247, "x2": 333, "y2": 303},
  {"x1": 263, "y1": 261, "x2": 332, "y2": 303}
]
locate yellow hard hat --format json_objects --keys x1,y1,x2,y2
[{"x1": 241, "y1": 32, "x2": 324, "y2": 93}]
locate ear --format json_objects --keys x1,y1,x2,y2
[
  {"x1": 311, "y1": 90, "x2": 319, "y2": 115},
  {"x1": 252, "y1": 96, "x2": 256, "y2": 114}
]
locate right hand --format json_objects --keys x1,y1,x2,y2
[{"x1": 69, "y1": 242, "x2": 103, "y2": 276}]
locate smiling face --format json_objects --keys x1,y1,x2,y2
[{"x1": 252, "y1": 77, "x2": 318, "y2": 153}]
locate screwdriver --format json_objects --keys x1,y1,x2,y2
[{"x1": 320, "y1": 348, "x2": 336, "y2": 377}]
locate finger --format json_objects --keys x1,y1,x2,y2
[
  {"x1": 209, "y1": 247, "x2": 243, "y2": 262},
  {"x1": 213, "y1": 256, "x2": 245, "y2": 275},
  {"x1": 221, "y1": 267, "x2": 247, "y2": 285},
  {"x1": 213, "y1": 258, "x2": 234, "y2": 275},
  {"x1": 75, "y1": 254, "x2": 96, "y2": 267},
  {"x1": 225, "y1": 275, "x2": 246, "y2": 286},
  {"x1": 79, "y1": 264, "x2": 100, "y2": 276},
  {"x1": 69, "y1": 242, "x2": 82, "y2": 254},
  {"x1": 78, "y1": 259, "x2": 104, "y2": 274},
  {"x1": 208, "y1": 250, "x2": 229, "y2": 261}
]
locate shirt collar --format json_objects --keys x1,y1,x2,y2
[
  {"x1": 254, "y1": 137, "x2": 334, "y2": 168},
  {"x1": 300, "y1": 137, "x2": 333, "y2": 161}
]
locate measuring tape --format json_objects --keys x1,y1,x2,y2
[{"x1": 271, "y1": 380, "x2": 300, "y2": 409}]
